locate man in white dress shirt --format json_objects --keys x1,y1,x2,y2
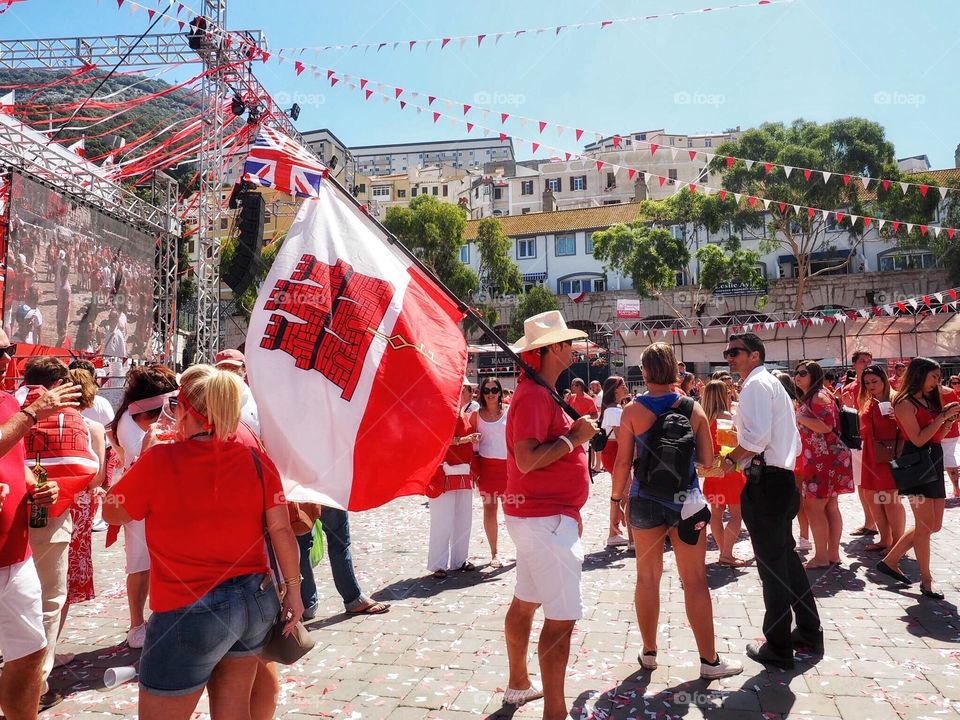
[{"x1": 722, "y1": 332, "x2": 822, "y2": 670}]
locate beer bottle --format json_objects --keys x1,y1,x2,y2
[{"x1": 28, "y1": 452, "x2": 49, "y2": 529}]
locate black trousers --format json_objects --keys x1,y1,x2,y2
[{"x1": 740, "y1": 466, "x2": 821, "y2": 656}]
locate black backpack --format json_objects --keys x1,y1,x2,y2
[
  {"x1": 634, "y1": 396, "x2": 697, "y2": 501},
  {"x1": 833, "y1": 397, "x2": 862, "y2": 450}
]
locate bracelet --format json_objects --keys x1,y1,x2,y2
[
  {"x1": 610, "y1": 497, "x2": 622, "y2": 503},
  {"x1": 558, "y1": 435, "x2": 575, "y2": 453},
  {"x1": 19, "y1": 409, "x2": 37, "y2": 425},
  {"x1": 283, "y1": 575, "x2": 303, "y2": 587}
]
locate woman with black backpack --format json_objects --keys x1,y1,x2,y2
[{"x1": 611, "y1": 343, "x2": 743, "y2": 680}]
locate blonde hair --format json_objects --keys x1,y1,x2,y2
[
  {"x1": 179, "y1": 364, "x2": 244, "y2": 441},
  {"x1": 68, "y1": 367, "x2": 99, "y2": 410},
  {"x1": 701, "y1": 380, "x2": 731, "y2": 422}
]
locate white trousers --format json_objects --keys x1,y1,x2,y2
[
  {"x1": 427, "y1": 489, "x2": 473, "y2": 572},
  {"x1": 29, "y1": 512, "x2": 72, "y2": 684}
]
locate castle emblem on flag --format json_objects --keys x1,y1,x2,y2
[{"x1": 260, "y1": 254, "x2": 393, "y2": 401}]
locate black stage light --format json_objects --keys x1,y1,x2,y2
[{"x1": 231, "y1": 94, "x2": 246, "y2": 116}]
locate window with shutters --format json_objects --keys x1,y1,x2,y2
[
  {"x1": 517, "y1": 238, "x2": 536, "y2": 259},
  {"x1": 555, "y1": 234, "x2": 576, "y2": 256},
  {"x1": 546, "y1": 178, "x2": 561, "y2": 193},
  {"x1": 571, "y1": 176, "x2": 587, "y2": 191},
  {"x1": 521, "y1": 180, "x2": 534, "y2": 195}
]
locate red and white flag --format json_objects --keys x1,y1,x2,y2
[
  {"x1": 68, "y1": 138, "x2": 85, "y2": 157},
  {"x1": 0, "y1": 91, "x2": 14, "y2": 115},
  {"x1": 246, "y1": 182, "x2": 468, "y2": 510}
]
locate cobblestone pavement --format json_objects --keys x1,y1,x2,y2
[{"x1": 44, "y1": 477, "x2": 960, "y2": 719}]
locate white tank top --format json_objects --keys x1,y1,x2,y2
[{"x1": 477, "y1": 409, "x2": 508, "y2": 460}]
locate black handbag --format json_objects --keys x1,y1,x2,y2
[
  {"x1": 590, "y1": 429, "x2": 609, "y2": 453},
  {"x1": 834, "y1": 398, "x2": 862, "y2": 450},
  {"x1": 252, "y1": 450, "x2": 316, "y2": 665},
  {"x1": 888, "y1": 429, "x2": 938, "y2": 492}
]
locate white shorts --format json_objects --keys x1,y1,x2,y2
[
  {"x1": 124, "y1": 519, "x2": 150, "y2": 574},
  {"x1": 505, "y1": 514, "x2": 584, "y2": 621},
  {"x1": 942, "y1": 437, "x2": 960, "y2": 470},
  {"x1": 0, "y1": 557, "x2": 47, "y2": 662}
]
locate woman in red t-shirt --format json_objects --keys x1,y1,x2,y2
[
  {"x1": 941, "y1": 376, "x2": 960, "y2": 496},
  {"x1": 105, "y1": 365, "x2": 302, "y2": 718},
  {"x1": 856, "y1": 365, "x2": 905, "y2": 553}
]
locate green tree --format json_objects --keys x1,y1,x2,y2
[
  {"x1": 474, "y1": 218, "x2": 522, "y2": 298},
  {"x1": 709, "y1": 118, "x2": 918, "y2": 314},
  {"x1": 591, "y1": 224, "x2": 690, "y2": 313},
  {"x1": 637, "y1": 188, "x2": 764, "y2": 316},
  {"x1": 383, "y1": 195, "x2": 477, "y2": 302},
  {"x1": 508, "y1": 285, "x2": 560, "y2": 342}
]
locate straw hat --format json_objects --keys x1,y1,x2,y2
[{"x1": 511, "y1": 311, "x2": 587, "y2": 353}]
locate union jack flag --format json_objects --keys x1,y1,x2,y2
[{"x1": 243, "y1": 125, "x2": 328, "y2": 199}]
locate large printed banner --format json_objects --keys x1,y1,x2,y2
[{"x1": 246, "y1": 182, "x2": 468, "y2": 511}]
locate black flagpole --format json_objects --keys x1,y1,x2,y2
[{"x1": 323, "y1": 171, "x2": 582, "y2": 422}]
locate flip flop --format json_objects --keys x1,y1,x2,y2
[{"x1": 347, "y1": 600, "x2": 391, "y2": 615}]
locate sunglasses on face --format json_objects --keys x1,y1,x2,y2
[
  {"x1": 951, "y1": 381, "x2": 960, "y2": 386},
  {"x1": 722, "y1": 347, "x2": 747, "y2": 359},
  {"x1": 481, "y1": 387, "x2": 501, "y2": 395},
  {"x1": 0, "y1": 344, "x2": 16, "y2": 358},
  {"x1": 794, "y1": 369, "x2": 809, "y2": 378}
]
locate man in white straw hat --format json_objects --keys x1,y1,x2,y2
[{"x1": 501, "y1": 311, "x2": 598, "y2": 718}]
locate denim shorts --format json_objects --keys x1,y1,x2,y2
[
  {"x1": 139, "y1": 573, "x2": 280, "y2": 696},
  {"x1": 629, "y1": 496, "x2": 682, "y2": 530}
]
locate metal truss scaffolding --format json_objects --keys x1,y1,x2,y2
[{"x1": 0, "y1": 2, "x2": 308, "y2": 362}]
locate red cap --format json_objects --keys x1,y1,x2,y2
[{"x1": 215, "y1": 349, "x2": 245, "y2": 368}]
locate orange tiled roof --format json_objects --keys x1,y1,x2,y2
[{"x1": 464, "y1": 202, "x2": 646, "y2": 240}]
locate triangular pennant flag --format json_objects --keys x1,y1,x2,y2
[
  {"x1": 466, "y1": 122, "x2": 474, "y2": 133},
  {"x1": 726, "y1": 156, "x2": 735, "y2": 168},
  {"x1": 878, "y1": 219, "x2": 886, "y2": 230},
  {"x1": 764, "y1": 162, "x2": 773, "y2": 173},
  {"x1": 432, "y1": 112, "x2": 441, "y2": 123},
  {"x1": 441, "y1": 38, "x2": 451, "y2": 49},
  {"x1": 842, "y1": 174, "x2": 851, "y2": 186},
  {"x1": 531, "y1": 143, "x2": 540, "y2": 154},
  {"x1": 463, "y1": 104, "x2": 471, "y2": 115},
  {"x1": 596, "y1": 161, "x2": 605, "y2": 172},
  {"x1": 689, "y1": 150, "x2": 698, "y2": 161},
  {"x1": 394, "y1": 87, "x2": 403, "y2": 98},
  {"x1": 539, "y1": 121, "x2": 547, "y2": 133},
  {"x1": 822, "y1": 171, "x2": 831, "y2": 183},
  {"x1": 861, "y1": 176, "x2": 872, "y2": 190},
  {"x1": 734, "y1": 193, "x2": 742, "y2": 204},
  {"x1": 501, "y1": 112, "x2": 509, "y2": 124},
  {"x1": 650, "y1": 143, "x2": 659, "y2": 156},
  {"x1": 744, "y1": 159, "x2": 754, "y2": 170},
  {"x1": 920, "y1": 184, "x2": 930, "y2": 197},
  {"x1": 882, "y1": 179, "x2": 890, "y2": 191},
  {"x1": 783, "y1": 165, "x2": 793, "y2": 177},
  {"x1": 778, "y1": 202, "x2": 786, "y2": 213},
  {"x1": 477, "y1": 34, "x2": 486, "y2": 46},
  {"x1": 803, "y1": 169, "x2": 812, "y2": 182},
  {"x1": 939, "y1": 186, "x2": 949, "y2": 200},
  {"x1": 628, "y1": 169, "x2": 636, "y2": 180},
  {"x1": 612, "y1": 135, "x2": 621, "y2": 148},
  {"x1": 762, "y1": 199, "x2": 771, "y2": 210},
  {"x1": 900, "y1": 182, "x2": 909, "y2": 194},
  {"x1": 575, "y1": 128, "x2": 584, "y2": 141}
]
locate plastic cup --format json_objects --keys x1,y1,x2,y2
[
  {"x1": 104, "y1": 665, "x2": 137, "y2": 689},
  {"x1": 878, "y1": 401, "x2": 893, "y2": 416}
]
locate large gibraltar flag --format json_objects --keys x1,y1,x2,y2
[{"x1": 245, "y1": 182, "x2": 468, "y2": 511}]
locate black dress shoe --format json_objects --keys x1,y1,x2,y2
[
  {"x1": 920, "y1": 584, "x2": 945, "y2": 600},
  {"x1": 790, "y1": 628, "x2": 825, "y2": 656},
  {"x1": 874, "y1": 560, "x2": 912, "y2": 585},
  {"x1": 746, "y1": 642, "x2": 795, "y2": 669}
]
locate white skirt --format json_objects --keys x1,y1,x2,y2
[{"x1": 942, "y1": 436, "x2": 960, "y2": 469}]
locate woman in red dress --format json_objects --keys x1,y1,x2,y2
[
  {"x1": 794, "y1": 361, "x2": 854, "y2": 569},
  {"x1": 471, "y1": 377, "x2": 509, "y2": 567},
  {"x1": 700, "y1": 380, "x2": 748, "y2": 566},
  {"x1": 877, "y1": 358, "x2": 960, "y2": 598},
  {"x1": 857, "y1": 364, "x2": 905, "y2": 553}
]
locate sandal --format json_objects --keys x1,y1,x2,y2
[
  {"x1": 433, "y1": 569, "x2": 447, "y2": 579},
  {"x1": 459, "y1": 561, "x2": 477, "y2": 571},
  {"x1": 347, "y1": 600, "x2": 391, "y2": 615},
  {"x1": 864, "y1": 543, "x2": 888, "y2": 552},
  {"x1": 718, "y1": 558, "x2": 749, "y2": 568},
  {"x1": 850, "y1": 527, "x2": 871, "y2": 536}
]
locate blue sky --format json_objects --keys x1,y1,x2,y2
[{"x1": 3, "y1": 0, "x2": 959, "y2": 167}]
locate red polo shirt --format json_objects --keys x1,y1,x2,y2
[{"x1": 0, "y1": 393, "x2": 29, "y2": 567}]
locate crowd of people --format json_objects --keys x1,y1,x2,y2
[
  {"x1": 2, "y1": 306, "x2": 958, "y2": 720},
  {"x1": 5, "y1": 206, "x2": 154, "y2": 355}
]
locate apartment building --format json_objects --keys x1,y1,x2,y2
[
  {"x1": 300, "y1": 128, "x2": 353, "y2": 173},
  {"x1": 349, "y1": 137, "x2": 515, "y2": 176},
  {"x1": 462, "y1": 128, "x2": 744, "y2": 219}
]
